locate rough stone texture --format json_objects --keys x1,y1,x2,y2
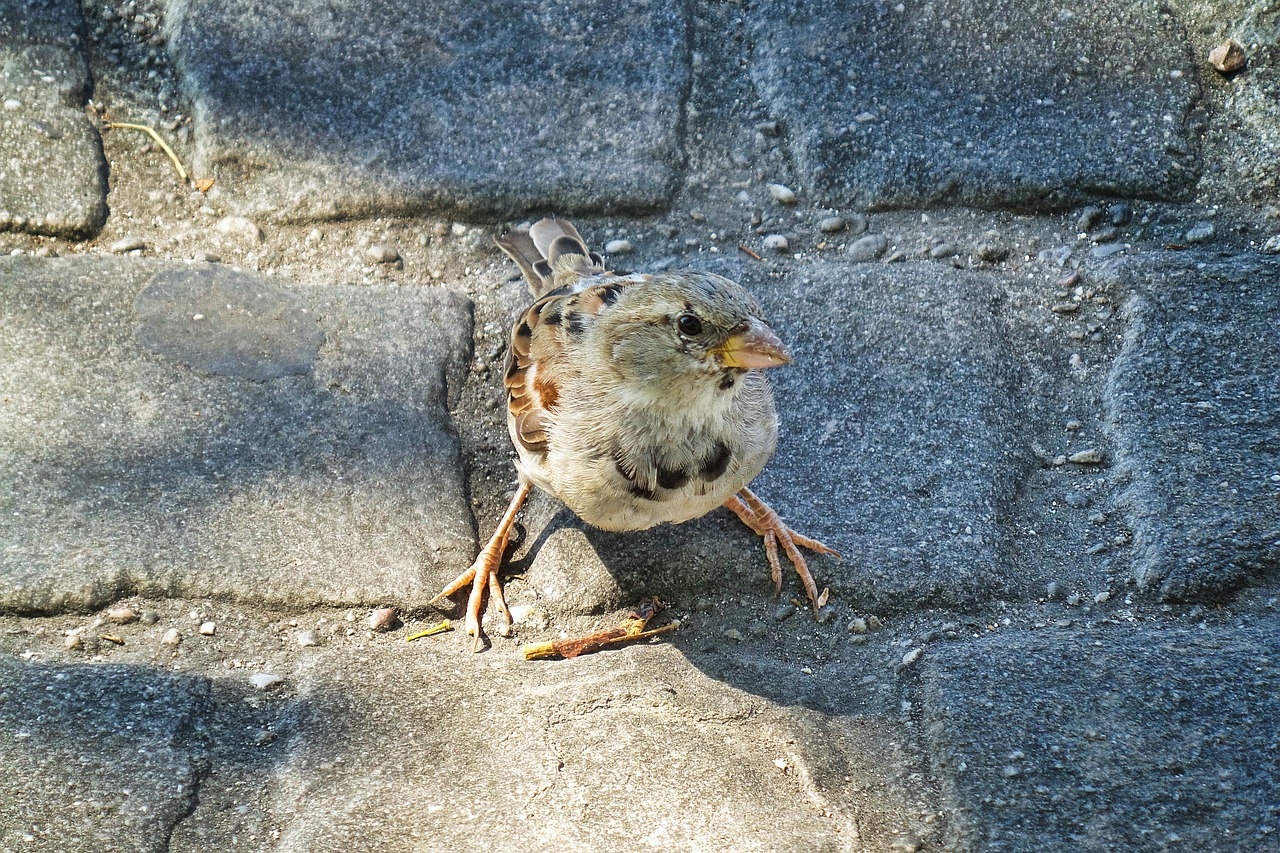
[
  {"x1": 1106, "y1": 253, "x2": 1280, "y2": 600},
  {"x1": 923, "y1": 626, "x2": 1280, "y2": 851},
  {"x1": 163, "y1": 0, "x2": 689, "y2": 223},
  {"x1": 221, "y1": 642, "x2": 928, "y2": 853},
  {"x1": 748, "y1": 0, "x2": 1201, "y2": 210},
  {"x1": 0, "y1": 258, "x2": 475, "y2": 613},
  {"x1": 521, "y1": 259, "x2": 1031, "y2": 617},
  {"x1": 0, "y1": 0, "x2": 108, "y2": 237},
  {"x1": 0, "y1": 658, "x2": 213, "y2": 852}
]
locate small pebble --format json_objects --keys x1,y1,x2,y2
[
  {"x1": 929, "y1": 243, "x2": 957, "y2": 259},
  {"x1": 198, "y1": 621, "x2": 216, "y2": 636},
  {"x1": 767, "y1": 183, "x2": 797, "y2": 204},
  {"x1": 847, "y1": 233, "x2": 888, "y2": 262},
  {"x1": 1108, "y1": 203, "x2": 1133, "y2": 226},
  {"x1": 214, "y1": 215, "x2": 264, "y2": 244},
  {"x1": 1091, "y1": 243, "x2": 1128, "y2": 259},
  {"x1": 1064, "y1": 491, "x2": 1091, "y2": 509},
  {"x1": 1069, "y1": 449, "x2": 1104, "y2": 464},
  {"x1": 366, "y1": 244, "x2": 400, "y2": 264},
  {"x1": 249, "y1": 673, "x2": 284, "y2": 691},
  {"x1": 866, "y1": 615, "x2": 883, "y2": 631},
  {"x1": 773, "y1": 603, "x2": 797, "y2": 621},
  {"x1": 254, "y1": 730, "x2": 277, "y2": 746},
  {"x1": 1051, "y1": 303, "x2": 1080, "y2": 314},
  {"x1": 297, "y1": 629, "x2": 321, "y2": 648},
  {"x1": 1076, "y1": 205, "x2": 1104, "y2": 231},
  {"x1": 64, "y1": 631, "x2": 84, "y2": 650},
  {"x1": 161, "y1": 628, "x2": 182, "y2": 646},
  {"x1": 368, "y1": 606, "x2": 400, "y2": 632},
  {"x1": 1045, "y1": 581, "x2": 1061, "y2": 601},
  {"x1": 140, "y1": 610, "x2": 160, "y2": 625},
  {"x1": 603, "y1": 238, "x2": 633, "y2": 255},
  {"x1": 107, "y1": 605, "x2": 139, "y2": 624},
  {"x1": 109, "y1": 236, "x2": 146, "y2": 254},
  {"x1": 847, "y1": 616, "x2": 868, "y2": 634},
  {"x1": 1261, "y1": 235, "x2": 1280, "y2": 254},
  {"x1": 1003, "y1": 765, "x2": 1022, "y2": 778},
  {"x1": 1065, "y1": 593, "x2": 1084, "y2": 606},
  {"x1": 722, "y1": 628, "x2": 744, "y2": 642},
  {"x1": 901, "y1": 647, "x2": 923, "y2": 667},
  {"x1": 1065, "y1": 420, "x2": 1082, "y2": 431},
  {"x1": 755, "y1": 120, "x2": 780, "y2": 137},
  {"x1": 1209, "y1": 39, "x2": 1247, "y2": 74},
  {"x1": 1091, "y1": 226, "x2": 1119, "y2": 243},
  {"x1": 1184, "y1": 222, "x2": 1214, "y2": 244},
  {"x1": 762, "y1": 234, "x2": 790, "y2": 252},
  {"x1": 1038, "y1": 246, "x2": 1073, "y2": 266},
  {"x1": 1094, "y1": 590, "x2": 1111, "y2": 604},
  {"x1": 3, "y1": 99, "x2": 20, "y2": 110},
  {"x1": 818, "y1": 216, "x2": 846, "y2": 233}
]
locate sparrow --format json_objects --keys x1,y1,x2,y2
[{"x1": 433, "y1": 218, "x2": 838, "y2": 648}]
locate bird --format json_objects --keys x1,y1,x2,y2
[{"x1": 432, "y1": 218, "x2": 838, "y2": 648}]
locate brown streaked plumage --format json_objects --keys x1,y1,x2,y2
[{"x1": 432, "y1": 218, "x2": 838, "y2": 649}]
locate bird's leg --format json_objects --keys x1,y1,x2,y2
[
  {"x1": 724, "y1": 486, "x2": 840, "y2": 617},
  {"x1": 431, "y1": 479, "x2": 532, "y2": 650}
]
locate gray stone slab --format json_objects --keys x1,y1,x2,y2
[
  {"x1": 250, "y1": 641, "x2": 926, "y2": 852},
  {"x1": 0, "y1": 0, "x2": 108, "y2": 237},
  {"x1": 1105, "y1": 253, "x2": 1280, "y2": 600},
  {"x1": 748, "y1": 0, "x2": 1200, "y2": 210},
  {"x1": 0, "y1": 257, "x2": 475, "y2": 614},
  {"x1": 922, "y1": 625, "x2": 1280, "y2": 851},
  {"x1": 0, "y1": 658, "x2": 212, "y2": 852},
  {"x1": 163, "y1": 0, "x2": 689, "y2": 223},
  {"x1": 519, "y1": 259, "x2": 1030, "y2": 617}
]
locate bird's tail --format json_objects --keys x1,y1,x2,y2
[{"x1": 495, "y1": 218, "x2": 606, "y2": 297}]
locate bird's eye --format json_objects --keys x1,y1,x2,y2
[{"x1": 676, "y1": 313, "x2": 704, "y2": 336}]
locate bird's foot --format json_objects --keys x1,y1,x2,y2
[
  {"x1": 430, "y1": 481, "x2": 531, "y2": 651},
  {"x1": 725, "y1": 486, "x2": 841, "y2": 617}
]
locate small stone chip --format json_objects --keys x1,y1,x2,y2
[
  {"x1": 762, "y1": 234, "x2": 790, "y2": 252},
  {"x1": 847, "y1": 616, "x2": 868, "y2": 634},
  {"x1": 1208, "y1": 39, "x2": 1247, "y2": 74},
  {"x1": 366, "y1": 244, "x2": 400, "y2": 264},
  {"x1": 110, "y1": 236, "x2": 146, "y2": 254},
  {"x1": 198, "y1": 621, "x2": 216, "y2": 636},
  {"x1": 250, "y1": 673, "x2": 284, "y2": 691},
  {"x1": 603, "y1": 238, "x2": 634, "y2": 255},
  {"x1": 214, "y1": 215, "x2": 264, "y2": 244},
  {"x1": 161, "y1": 628, "x2": 182, "y2": 646},
  {"x1": 1068, "y1": 449, "x2": 1104, "y2": 464},
  {"x1": 107, "y1": 605, "x2": 139, "y2": 624},
  {"x1": 722, "y1": 628, "x2": 744, "y2": 642},
  {"x1": 297, "y1": 629, "x2": 321, "y2": 647},
  {"x1": 767, "y1": 183, "x2": 797, "y2": 204},
  {"x1": 902, "y1": 647, "x2": 923, "y2": 667},
  {"x1": 818, "y1": 216, "x2": 846, "y2": 233}
]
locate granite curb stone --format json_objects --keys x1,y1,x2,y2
[
  {"x1": 0, "y1": 658, "x2": 214, "y2": 852},
  {"x1": 0, "y1": 257, "x2": 475, "y2": 614},
  {"x1": 0, "y1": 0, "x2": 108, "y2": 237},
  {"x1": 164, "y1": 0, "x2": 690, "y2": 223},
  {"x1": 923, "y1": 625, "x2": 1280, "y2": 851},
  {"x1": 749, "y1": 0, "x2": 1200, "y2": 210},
  {"x1": 1105, "y1": 252, "x2": 1280, "y2": 600}
]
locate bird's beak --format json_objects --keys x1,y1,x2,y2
[{"x1": 711, "y1": 318, "x2": 792, "y2": 369}]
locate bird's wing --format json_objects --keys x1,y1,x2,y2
[{"x1": 504, "y1": 274, "x2": 647, "y2": 454}]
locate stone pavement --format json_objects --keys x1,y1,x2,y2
[{"x1": 2, "y1": 0, "x2": 1280, "y2": 851}]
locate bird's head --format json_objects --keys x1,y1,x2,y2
[{"x1": 602, "y1": 272, "x2": 790, "y2": 396}]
